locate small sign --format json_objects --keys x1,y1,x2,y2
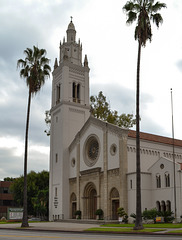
[
  {"x1": 7, "y1": 208, "x2": 23, "y2": 220},
  {"x1": 156, "y1": 217, "x2": 164, "y2": 223}
]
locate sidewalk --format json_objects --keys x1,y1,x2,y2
[
  {"x1": 0, "y1": 221, "x2": 100, "y2": 232},
  {"x1": 0, "y1": 221, "x2": 182, "y2": 235}
]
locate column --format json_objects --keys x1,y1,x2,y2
[{"x1": 119, "y1": 134, "x2": 128, "y2": 212}]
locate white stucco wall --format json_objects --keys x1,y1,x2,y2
[
  {"x1": 149, "y1": 157, "x2": 182, "y2": 220},
  {"x1": 127, "y1": 172, "x2": 152, "y2": 217},
  {"x1": 79, "y1": 124, "x2": 104, "y2": 172},
  {"x1": 107, "y1": 131, "x2": 119, "y2": 170}
]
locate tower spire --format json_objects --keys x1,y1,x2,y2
[
  {"x1": 84, "y1": 54, "x2": 88, "y2": 67},
  {"x1": 66, "y1": 17, "x2": 76, "y2": 43}
]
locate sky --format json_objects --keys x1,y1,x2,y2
[{"x1": 0, "y1": 0, "x2": 182, "y2": 180}]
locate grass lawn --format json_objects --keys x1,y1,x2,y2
[
  {"x1": 102, "y1": 223, "x2": 182, "y2": 228},
  {"x1": 168, "y1": 230, "x2": 182, "y2": 233},
  {"x1": 0, "y1": 222, "x2": 21, "y2": 224},
  {"x1": 85, "y1": 227, "x2": 165, "y2": 233}
]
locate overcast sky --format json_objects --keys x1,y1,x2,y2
[{"x1": 0, "y1": 0, "x2": 182, "y2": 180}]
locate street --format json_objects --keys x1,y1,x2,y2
[{"x1": 0, "y1": 230, "x2": 182, "y2": 240}]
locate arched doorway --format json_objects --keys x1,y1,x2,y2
[
  {"x1": 110, "y1": 188, "x2": 119, "y2": 220},
  {"x1": 83, "y1": 182, "x2": 97, "y2": 219},
  {"x1": 70, "y1": 193, "x2": 77, "y2": 219}
]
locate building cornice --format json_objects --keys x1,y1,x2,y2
[{"x1": 50, "y1": 100, "x2": 90, "y2": 114}]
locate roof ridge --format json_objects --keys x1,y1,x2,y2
[{"x1": 128, "y1": 130, "x2": 182, "y2": 147}]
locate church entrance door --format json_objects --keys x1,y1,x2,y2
[
  {"x1": 70, "y1": 193, "x2": 77, "y2": 219},
  {"x1": 72, "y1": 202, "x2": 77, "y2": 219},
  {"x1": 110, "y1": 188, "x2": 120, "y2": 220},
  {"x1": 112, "y1": 200, "x2": 119, "y2": 220},
  {"x1": 89, "y1": 189, "x2": 97, "y2": 219},
  {"x1": 83, "y1": 182, "x2": 97, "y2": 219}
]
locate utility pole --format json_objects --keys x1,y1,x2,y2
[{"x1": 171, "y1": 88, "x2": 177, "y2": 222}]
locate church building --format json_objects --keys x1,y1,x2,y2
[{"x1": 49, "y1": 20, "x2": 182, "y2": 222}]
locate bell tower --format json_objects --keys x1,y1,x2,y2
[{"x1": 49, "y1": 19, "x2": 90, "y2": 220}]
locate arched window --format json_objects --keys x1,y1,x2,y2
[
  {"x1": 156, "y1": 174, "x2": 161, "y2": 188},
  {"x1": 130, "y1": 180, "x2": 132, "y2": 189},
  {"x1": 72, "y1": 82, "x2": 81, "y2": 103},
  {"x1": 165, "y1": 172, "x2": 170, "y2": 187},
  {"x1": 161, "y1": 201, "x2": 166, "y2": 212},
  {"x1": 166, "y1": 200, "x2": 171, "y2": 212},
  {"x1": 56, "y1": 84, "x2": 61, "y2": 104},
  {"x1": 72, "y1": 82, "x2": 76, "y2": 100},
  {"x1": 156, "y1": 201, "x2": 161, "y2": 212},
  {"x1": 77, "y1": 84, "x2": 80, "y2": 102}
]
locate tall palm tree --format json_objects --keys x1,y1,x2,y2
[
  {"x1": 17, "y1": 46, "x2": 51, "y2": 227},
  {"x1": 123, "y1": 0, "x2": 166, "y2": 230}
]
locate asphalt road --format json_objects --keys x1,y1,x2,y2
[{"x1": 0, "y1": 230, "x2": 182, "y2": 240}]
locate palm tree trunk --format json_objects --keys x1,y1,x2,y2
[
  {"x1": 134, "y1": 40, "x2": 143, "y2": 230},
  {"x1": 21, "y1": 89, "x2": 31, "y2": 227}
]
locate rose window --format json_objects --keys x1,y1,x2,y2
[{"x1": 84, "y1": 135, "x2": 100, "y2": 167}]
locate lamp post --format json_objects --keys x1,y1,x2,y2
[{"x1": 170, "y1": 88, "x2": 177, "y2": 222}]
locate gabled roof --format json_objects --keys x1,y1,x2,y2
[
  {"x1": 69, "y1": 116, "x2": 182, "y2": 152},
  {"x1": 69, "y1": 116, "x2": 128, "y2": 152},
  {"x1": 128, "y1": 130, "x2": 182, "y2": 147},
  {"x1": 148, "y1": 156, "x2": 180, "y2": 171}
]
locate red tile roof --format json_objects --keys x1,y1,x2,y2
[{"x1": 128, "y1": 130, "x2": 182, "y2": 147}]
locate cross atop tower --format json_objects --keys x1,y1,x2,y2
[{"x1": 70, "y1": 16, "x2": 73, "y2": 22}]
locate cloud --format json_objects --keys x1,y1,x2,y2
[
  {"x1": 0, "y1": 147, "x2": 23, "y2": 180},
  {"x1": 176, "y1": 60, "x2": 182, "y2": 72},
  {"x1": 90, "y1": 83, "x2": 153, "y2": 114},
  {"x1": 0, "y1": 143, "x2": 49, "y2": 180},
  {"x1": 0, "y1": 0, "x2": 181, "y2": 180}
]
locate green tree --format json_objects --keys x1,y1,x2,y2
[
  {"x1": 10, "y1": 170, "x2": 49, "y2": 219},
  {"x1": 90, "y1": 91, "x2": 136, "y2": 128},
  {"x1": 3, "y1": 177, "x2": 16, "y2": 181},
  {"x1": 123, "y1": 0, "x2": 166, "y2": 230},
  {"x1": 44, "y1": 110, "x2": 51, "y2": 136},
  {"x1": 17, "y1": 46, "x2": 51, "y2": 227},
  {"x1": 45, "y1": 91, "x2": 136, "y2": 135}
]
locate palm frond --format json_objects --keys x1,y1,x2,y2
[
  {"x1": 17, "y1": 45, "x2": 51, "y2": 96},
  {"x1": 151, "y1": 2, "x2": 167, "y2": 12},
  {"x1": 123, "y1": 0, "x2": 166, "y2": 45},
  {"x1": 123, "y1": 1, "x2": 135, "y2": 11},
  {"x1": 151, "y1": 13, "x2": 163, "y2": 27},
  {"x1": 127, "y1": 11, "x2": 138, "y2": 24}
]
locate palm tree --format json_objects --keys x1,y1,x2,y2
[
  {"x1": 123, "y1": 0, "x2": 166, "y2": 230},
  {"x1": 17, "y1": 46, "x2": 51, "y2": 227}
]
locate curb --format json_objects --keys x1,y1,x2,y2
[{"x1": 0, "y1": 227, "x2": 182, "y2": 236}]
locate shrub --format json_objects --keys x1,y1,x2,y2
[
  {"x1": 158, "y1": 211, "x2": 174, "y2": 223},
  {"x1": 0, "y1": 217, "x2": 6, "y2": 222},
  {"x1": 95, "y1": 209, "x2": 103, "y2": 216},
  {"x1": 130, "y1": 213, "x2": 136, "y2": 219},
  {"x1": 117, "y1": 207, "x2": 126, "y2": 217},
  {"x1": 75, "y1": 210, "x2": 81, "y2": 219},
  {"x1": 143, "y1": 208, "x2": 158, "y2": 220},
  {"x1": 117, "y1": 207, "x2": 128, "y2": 223},
  {"x1": 95, "y1": 209, "x2": 103, "y2": 220}
]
